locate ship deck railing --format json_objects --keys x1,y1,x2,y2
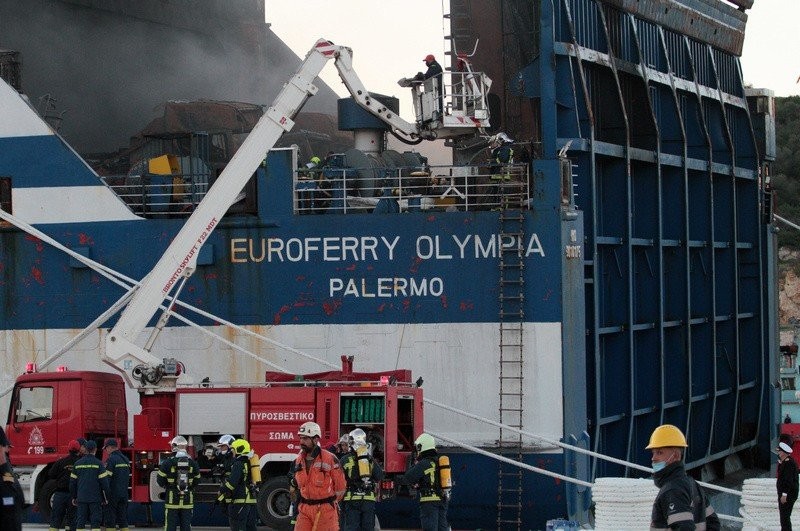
[
  {"x1": 293, "y1": 163, "x2": 530, "y2": 215},
  {"x1": 101, "y1": 162, "x2": 530, "y2": 217}
]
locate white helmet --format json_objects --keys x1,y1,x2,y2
[
  {"x1": 349, "y1": 428, "x2": 367, "y2": 448},
  {"x1": 218, "y1": 434, "x2": 235, "y2": 446},
  {"x1": 298, "y1": 421, "x2": 321, "y2": 438},
  {"x1": 170, "y1": 435, "x2": 188, "y2": 450}
]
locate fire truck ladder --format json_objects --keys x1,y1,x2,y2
[{"x1": 496, "y1": 178, "x2": 526, "y2": 530}]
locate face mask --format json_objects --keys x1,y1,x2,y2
[{"x1": 652, "y1": 460, "x2": 667, "y2": 473}]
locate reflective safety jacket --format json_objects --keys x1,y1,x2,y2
[
  {"x1": 69, "y1": 455, "x2": 110, "y2": 503},
  {"x1": 292, "y1": 446, "x2": 346, "y2": 504},
  {"x1": 650, "y1": 462, "x2": 720, "y2": 531},
  {"x1": 221, "y1": 455, "x2": 256, "y2": 505},
  {"x1": 397, "y1": 450, "x2": 443, "y2": 503},
  {"x1": 340, "y1": 451, "x2": 384, "y2": 502},
  {"x1": 157, "y1": 453, "x2": 200, "y2": 509},
  {"x1": 105, "y1": 449, "x2": 131, "y2": 500}
]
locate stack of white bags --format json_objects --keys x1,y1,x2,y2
[
  {"x1": 740, "y1": 478, "x2": 800, "y2": 531},
  {"x1": 591, "y1": 477, "x2": 658, "y2": 530}
]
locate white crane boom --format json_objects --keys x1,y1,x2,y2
[{"x1": 103, "y1": 39, "x2": 492, "y2": 386}]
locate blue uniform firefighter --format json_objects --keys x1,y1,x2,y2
[{"x1": 102, "y1": 438, "x2": 131, "y2": 531}]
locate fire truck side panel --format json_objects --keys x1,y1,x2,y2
[
  {"x1": 248, "y1": 387, "x2": 315, "y2": 456},
  {"x1": 176, "y1": 388, "x2": 248, "y2": 436}
]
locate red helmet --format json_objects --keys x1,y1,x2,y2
[{"x1": 424, "y1": 54, "x2": 435, "y2": 63}]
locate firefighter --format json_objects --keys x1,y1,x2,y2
[
  {"x1": 397, "y1": 433, "x2": 449, "y2": 531},
  {"x1": 47, "y1": 439, "x2": 81, "y2": 531},
  {"x1": 340, "y1": 429, "x2": 383, "y2": 531},
  {"x1": 647, "y1": 424, "x2": 720, "y2": 530},
  {"x1": 69, "y1": 440, "x2": 110, "y2": 531},
  {"x1": 0, "y1": 427, "x2": 23, "y2": 531},
  {"x1": 489, "y1": 133, "x2": 514, "y2": 180},
  {"x1": 101, "y1": 438, "x2": 130, "y2": 531},
  {"x1": 157, "y1": 435, "x2": 200, "y2": 531},
  {"x1": 218, "y1": 439, "x2": 257, "y2": 531},
  {"x1": 214, "y1": 434, "x2": 236, "y2": 504},
  {"x1": 290, "y1": 421, "x2": 346, "y2": 531}
]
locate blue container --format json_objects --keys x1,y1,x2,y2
[{"x1": 546, "y1": 519, "x2": 579, "y2": 531}]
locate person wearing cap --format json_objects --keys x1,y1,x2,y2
[
  {"x1": 0, "y1": 427, "x2": 24, "y2": 531},
  {"x1": 646, "y1": 424, "x2": 720, "y2": 530},
  {"x1": 777, "y1": 441, "x2": 799, "y2": 530},
  {"x1": 412, "y1": 54, "x2": 444, "y2": 118},
  {"x1": 46, "y1": 440, "x2": 81, "y2": 531},
  {"x1": 102, "y1": 438, "x2": 130, "y2": 531},
  {"x1": 69, "y1": 440, "x2": 110, "y2": 531}
]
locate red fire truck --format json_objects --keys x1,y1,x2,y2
[{"x1": 7, "y1": 356, "x2": 423, "y2": 528}]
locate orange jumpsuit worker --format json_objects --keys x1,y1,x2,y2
[{"x1": 291, "y1": 421, "x2": 346, "y2": 531}]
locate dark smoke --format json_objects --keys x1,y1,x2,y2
[{"x1": 0, "y1": 0, "x2": 339, "y2": 153}]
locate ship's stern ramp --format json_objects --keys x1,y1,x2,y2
[
  {"x1": 0, "y1": 78, "x2": 139, "y2": 225},
  {"x1": 542, "y1": 0, "x2": 771, "y2": 479},
  {"x1": 454, "y1": 0, "x2": 774, "y2": 503}
]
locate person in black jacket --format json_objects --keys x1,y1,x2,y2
[
  {"x1": 777, "y1": 441, "x2": 799, "y2": 530},
  {"x1": 69, "y1": 440, "x2": 110, "y2": 531},
  {"x1": 647, "y1": 424, "x2": 720, "y2": 531},
  {"x1": 102, "y1": 438, "x2": 131, "y2": 531},
  {"x1": 157, "y1": 436, "x2": 200, "y2": 531},
  {"x1": 0, "y1": 428, "x2": 24, "y2": 531},
  {"x1": 413, "y1": 55, "x2": 444, "y2": 119},
  {"x1": 47, "y1": 440, "x2": 81, "y2": 531},
  {"x1": 396, "y1": 433, "x2": 449, "y2": 531}
]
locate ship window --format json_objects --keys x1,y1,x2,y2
[
  {"x1": 0, "y1": 177, "x2": 11, "y2": 215},
  {"x1": 14, "y1": 386, "x2": 53, "y2": 423}
]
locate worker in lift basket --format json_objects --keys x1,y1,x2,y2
[
  {"x1": 157, "y1": 435, "x2": 200, "y2": 531},
  {"x1": 647, "y1": 424, "x2": 720, "y2": 530},
  {"x1": 290, "y1": 421, "x2": 346, "y2": 530},
  {"x1": 396, "y1": 433, "x2": 450, "y2": 531},
  {"x1": 69, "y1": 440, "x2": 110, "y2": 531}
]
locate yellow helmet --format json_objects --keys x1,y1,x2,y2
[
  {"x1": 231, "y1": 438, "x2": 251, "y2": 456},
  {"x1": 646, "y1": 424, "x2": 688, "y2": 449}
]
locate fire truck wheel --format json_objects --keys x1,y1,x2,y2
[
  {"x1": 257, "y1": 476, "x2": 293, "y2": 530},
  {"x1": 38, "y1": 479, "x2": 58, "y2": 520}
]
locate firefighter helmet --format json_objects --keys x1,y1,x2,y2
[
  {"x1": 414, "y1": 433, "x2": 436, "y2": 453},
  {"x1": 298, "y1": 421, "x2": 321, "y2": 438},
  {"x1": 218, "y1": 434, "x2": 235, "y2": 447},
  {"x1": 645, "y1": 424, "x2": 688, "y2": 449},
  {"x1": 349, "y1": 428, "x2": 367, "y2": 448},
  {"x1": 170, "y1": 435, "x2": 188, "y2": 450},
  {"x1": 231, "y1": 439, "x2": 251, "y2": 456}
]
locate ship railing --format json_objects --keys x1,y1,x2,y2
[
  {"x1": 293, "y1": 163, "x2": 530, "y2": 215},
  {"x1": 102, "y1": 172, "x2": 210, "y2": 217},
  {"x1": 176, "y1": 379, "x2": 417, "y2": 389}
]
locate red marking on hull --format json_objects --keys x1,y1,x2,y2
[
  {"x1": 25, "y1": 234, "x2": 44, "y2": 252},
  {"x1": 77, "y1": 233, "x2": 94, "y2": 245},
  {"x1": 30, "y1": 266, "x2": 44, "y2": 285},
  {"x1": 459, "y1": 301, "x2": 474, "y2": 311},
  {"x1": 440, "y1": 295, "x2": 448, "y2": 309},
  {"x1": 322, "y1": 299, "x2": 342, "y2": 316}
]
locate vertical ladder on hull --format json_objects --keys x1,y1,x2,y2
[
  {"x1": 443, "y1": 0, "x2": 475, "y2": 55},
  {"x1": 497, "y1": 182, "x2": 525, "y2": 530}
]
